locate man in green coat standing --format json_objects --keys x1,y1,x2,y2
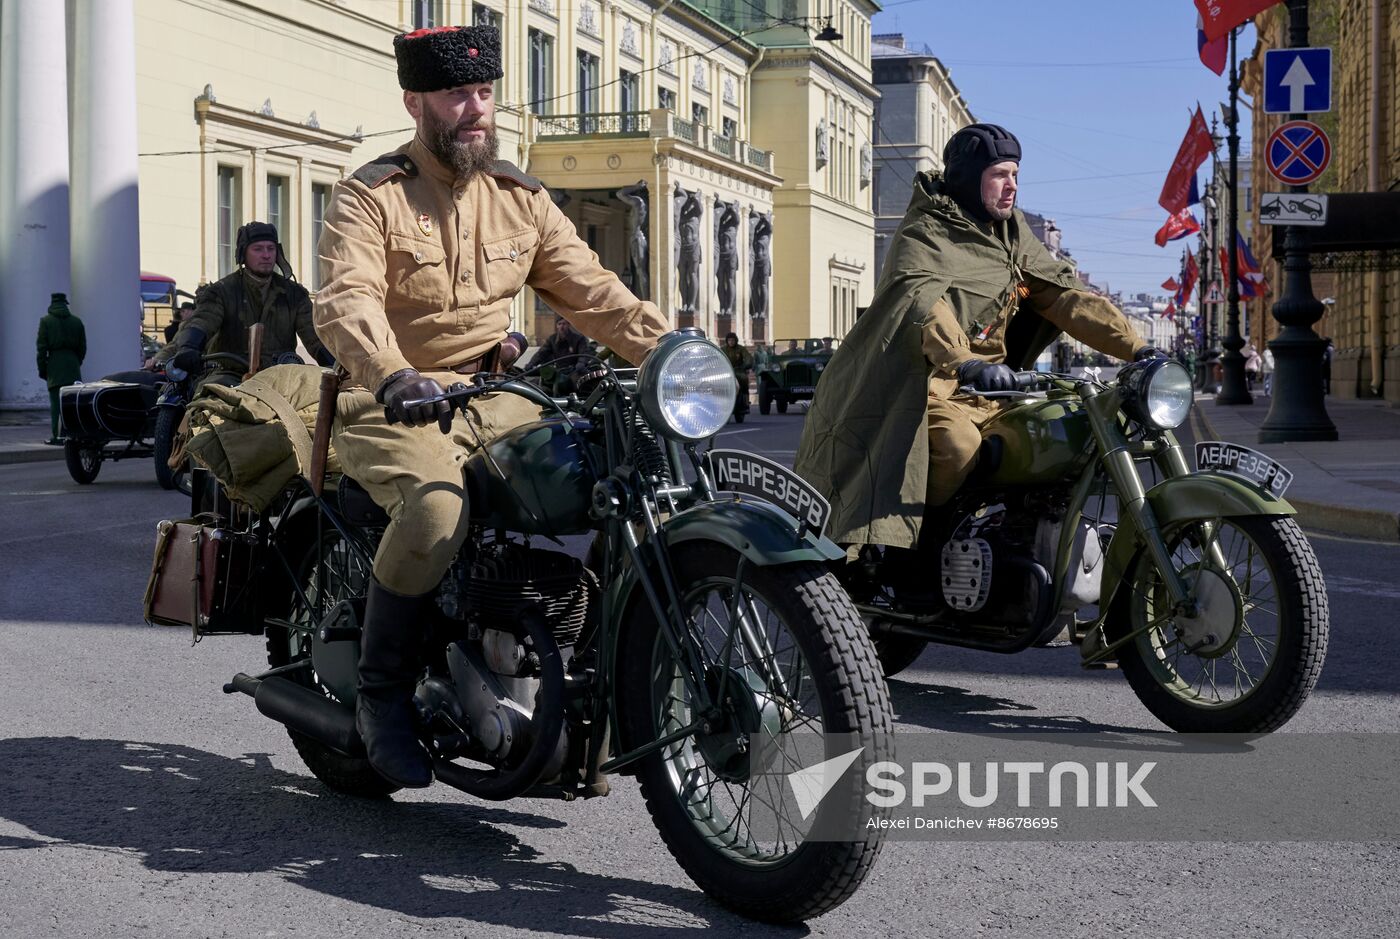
[
  {"x1": 796, "y1": 124, "x2": 1155, "y2": 558},
  {"x1": 36, "y1": 292, "x2": 86, "y2": 444}
]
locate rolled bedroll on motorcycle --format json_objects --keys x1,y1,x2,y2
[
  {"x1": 841, "y1": 356, "x2": 1328, "y2": 734},
  {"x1": 143, "y1": 329, "x2": 894, "y2": 923}
]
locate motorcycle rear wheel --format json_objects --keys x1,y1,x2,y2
[
  {"x1": 618, "y1": 542, "x2": 893, "y2": 923},
  {"x1": 268, "y1": 531, "x2": 399, "y2": 797},
  {"x1": 1112, "y1": 515, "x2": 1328, "y2": 733}
]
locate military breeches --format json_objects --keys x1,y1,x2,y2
[
  {"x1": 332, "y1": 387, "x2": 544, "y2": 595},
  {"x1": 925, "y1": 393, "x2": 1004, "y2": 507}
]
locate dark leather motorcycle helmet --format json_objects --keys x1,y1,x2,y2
[
  {"x1": 236, "y1": 221, "x2": 294, "y2": 279},
  {"x1": 942, "y1": 123, "x2": 1021, "y2": 222}
]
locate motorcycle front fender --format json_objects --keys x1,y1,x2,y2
[{"x1": 1092, "y1": 473, "x2": 1294, "y2": 628}]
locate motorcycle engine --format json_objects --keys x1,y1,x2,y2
[{"x1": 940, "y1": 503, "x2": 1055, "y2": 636}]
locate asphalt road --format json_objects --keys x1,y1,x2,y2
[{"x1": 2, "y1": 410, "x2": 1398, "y2": 938}]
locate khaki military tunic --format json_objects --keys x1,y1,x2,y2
[{"x1": 314, "y1": 138, "x2": 669, "y2": 594}]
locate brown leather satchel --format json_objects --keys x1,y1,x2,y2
[{"x1": 143, "y1": 517, "x2": 259, "y2": 639}]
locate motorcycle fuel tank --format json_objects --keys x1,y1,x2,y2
[
  {"x1": 464, "y1": 418, "x2": 598, "y2": 536},
  {"x1": 980, "y1": 394, "x2": 1094, "y2": 486}
]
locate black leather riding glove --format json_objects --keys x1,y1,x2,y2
[
  {"x1": 171, "y1": 347, "x2": 203, "y2": 373},
  {"x1": 957, "y1": 359, "x2": 1017, "y2": 393},
  {"x1": 1134, "y1": 346, "x2": 1169, "y2": 362},
  {"x1": 378, "y1": 369, "x2": 451, "y2": 431}
]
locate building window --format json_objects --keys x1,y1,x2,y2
[
  {"x1": 472, "y1": 2, "x2": 501, "y2": 29},
  {"x1": 692, "y1": 103, "x2": 709, "y2": 128},
  {"x1": 620, "y1": 70, "x2": 641, "y2": 130},
  {"x1": 266, "y1": 174, "x2": 288, "y2": 241},
  {"x1": 529, "y1": 30, "x2": 555, "y2": 115},
  {"x1": 311, "y1": 183, "x2": 331, "y2": 290},
  {"x1": 217, "y1": 166, "x2": 241, "y2": 278},
  {"x1": 658, "y1": 86, "x2": 676, "y2": 111},
  {"x1": 578, "y1": 50, "x2": 600, "y2": 123},
  {"x1": 412, "y1": 0, "x2": 445, "y2": 29},
  {"x1": 722, "y1": 116, "x2": 737, "y2": 140}
]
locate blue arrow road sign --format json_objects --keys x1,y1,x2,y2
[{"x1": 1263, "y1": 48, "x2": 1331, "y2": 114}]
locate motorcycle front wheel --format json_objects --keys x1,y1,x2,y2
[
  {"x1": 1112, "y1": 515, "x2": 1328, "y2": 733},
  {"x1": 618, "y1": 542, "x2": 893, "y2": 923},
  {"x1": 152, "y1": 406, "x2": 180, "y2": 490}
]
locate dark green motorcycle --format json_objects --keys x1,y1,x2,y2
[
  {"x1": 843, "y1": 358, "x2": 1328, "y2": 733},
  {"x1": 211, "y1": 329, "x2": 892, "y2": 922}
]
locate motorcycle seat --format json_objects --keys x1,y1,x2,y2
[{"x1": 337, "y1": 475, "x2": 391, "y2": 528}]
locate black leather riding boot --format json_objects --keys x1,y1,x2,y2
[{"x1": 356, "y1": 579, "x2": 434, "y2": 788}]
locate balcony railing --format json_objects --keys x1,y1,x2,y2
[
  {"x1": 531, "y1": 109, "x2": 775, "y2": 175},
  {"x1": 535, "y1": 111, "x2": 652, "y2": 138}
]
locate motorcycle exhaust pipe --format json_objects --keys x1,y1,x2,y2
[{"x1": 227, "y1": 672, "x2": 365, "y2": 757}]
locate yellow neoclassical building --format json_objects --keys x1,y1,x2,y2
[
  {"x1": 0, "y1": 0, "x2": 880, "y2": 405},
  {"x1": 146, "y1": 0, "x2": 880, "y2": 344}
]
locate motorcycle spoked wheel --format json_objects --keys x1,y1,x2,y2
[
  {"x1": 618, "y1": 543, "x2": 893, "y2": 923},
  {"x1": 64, "y1": 439, "x2": 101, "y2": 484},
  {"x1": 1111, "y1": 515, "x2": 1328, "y2": 733},
  {"x1": 267, "y1": 530, "x2": 399, "y2": 797}
]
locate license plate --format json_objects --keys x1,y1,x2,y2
[
  {"x1": 1195, "y1": 441, "x2": 1294, "y2": 497},
  {"x1": 788, "y1": 386, "x2": 815, "y2": 394},
  {"x1": 706, "y1": 448, "x2": 831, "y2": 536}
]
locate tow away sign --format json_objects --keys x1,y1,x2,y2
[{"x1": 1260, "y1": 192, "x2": 1329, "y2": 226}]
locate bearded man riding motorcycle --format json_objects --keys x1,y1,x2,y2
[
  {"x1": 312, "y1": 24, "x2": 669, "y2": 789},
  {"x1": 795, "y1": 123, "x2": 1160, "y2": 568}
]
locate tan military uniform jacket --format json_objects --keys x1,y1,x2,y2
[{"x1": 314, "y1": 138, "x2": 669, "y2": 392}]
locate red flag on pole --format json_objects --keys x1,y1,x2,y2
[
  {"x1": 1181, "y1": 252, "x2": 1201, "y2": 305},
  {"x1": 1162, "y1": 277, "x2": 1181, "y2": 292},
  {"x1": 1154, "y1": 208, "x2": 1202, "y2": 247},
  {"x1": 1197, "y1": 14, "x2": 1228, "y2": 75},
  {"x1": 1194, "y1": 0, "x2": 1283, "y2": 42},
  {"x1": 1159, "y1": 107, "x2": 1215, "y2": 214}
]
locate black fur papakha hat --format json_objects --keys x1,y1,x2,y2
[{"x1": 394, "y1": 25, "x2": 504, "y2": 92}]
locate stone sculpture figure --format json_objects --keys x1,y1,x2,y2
[
  {"x1": 616, "y1": 180, "x2": 650, "y2": 300},
  {"x1": 748, "y1": 210, "x2": 772, "y2": 319},
  {"x1": 714, "y1": 198, "x2": 740, "y2": 319},
  {"x1": 815, "y1": 118, "x2": 829, "y2": 170},
  {"x1": 674, "y1": 184, "x2": 704, "y2": 316}
]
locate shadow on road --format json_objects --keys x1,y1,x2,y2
[
  {"x1": 888, "y1": 679, "x2": 1148, "y2": 735},
  {"x1": 0, "y1": 737, "x2": 804, "y2": 938}
]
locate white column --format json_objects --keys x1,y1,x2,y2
[
  {"x1": 68, "y1": 0, "x2": 141, "y2": 380},
  {"x1": 0, "y1": 0, "x2": 72, "y2": 408}
]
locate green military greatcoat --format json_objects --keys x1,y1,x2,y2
[
  {"x1": 36, "y1": 296, "x2": 86, "y2": 389},
  {"x1": 795, "y1": 172, "x2": 1103, "y2": 550}
]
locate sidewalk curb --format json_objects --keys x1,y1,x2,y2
[
  {"x1": 1193, "y1": 404, "x2": 1400, "y2": 543},
  {"x1": 0, "y1": 447, "x2": 66, "y2": 466}
]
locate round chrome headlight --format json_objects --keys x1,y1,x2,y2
[
  {"x1": 1122, "y1": 358, "x2": 1193, "y2": 429},
  {"x1": 638, "y1": 330, "x2": 737, "y2": 441}
]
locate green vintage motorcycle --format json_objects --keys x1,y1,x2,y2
[
  {"x1": 197, "y1": 330, "x2": 891, "y2": 922},
  {"x1": 841, "y1": 357, "x2": 1328, "y2": 733}
]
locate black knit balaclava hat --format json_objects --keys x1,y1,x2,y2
[
  {"x1": 394, "y1": 25, "x2": 504, "y2": 92},
  {"x1": 942, "y1": 123, "x2": 1022, "y2": 222}
]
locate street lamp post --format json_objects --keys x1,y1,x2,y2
[
  {"x1": 1258, "y1": 0, "x2": 1338, "y2": 441},
  {"x1": 1217, "y1": 27, "x2": 1253, "y2": 404}
]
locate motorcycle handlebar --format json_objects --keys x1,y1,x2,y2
[
  {"x1": 955, "y1": 371, "x2": 1049, "y2": 397},
  {"x1": 384, "y1": 376, "x2": 565, "y2": 427}
]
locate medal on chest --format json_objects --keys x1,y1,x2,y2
[{"x1": 417, "y1": 214, "x2": 434, "y2": 236}]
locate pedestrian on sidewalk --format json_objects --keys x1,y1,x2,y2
[
  {"x1": 1244, "y1": 343, "x2": 1261, "y2": 391},
  {"x1": 35, "y1": 292, "x2": 86, "y2": 445},
  {"x1": 1261, "y1": 346, "x2": 1275, "y2": 396}
]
